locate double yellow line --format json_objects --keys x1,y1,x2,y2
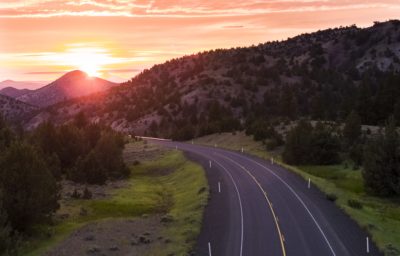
[{"x1": 215, "y1": 153, "x2": 287, "y2": 256}]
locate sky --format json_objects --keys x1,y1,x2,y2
[{"x1": 0, "y1": 0, "x2": 399, "y2": 86}]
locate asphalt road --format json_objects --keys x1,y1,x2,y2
[{"x1": 151, "y1": 140, "x2": 382, "y2": 256}]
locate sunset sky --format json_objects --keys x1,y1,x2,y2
[{"x1": 1, "y1": 0, "x2": 399, "y2": 86}]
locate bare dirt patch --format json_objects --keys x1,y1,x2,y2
[
  {"x1": 123, "y1": 140, "x2": 168, "y2": 164},
  {"x1": 44, "y1": 216, "x2": 165, "y2": 256},
  {"x1": 60, "y1": 179, "x2": 128, "y2": 200}
]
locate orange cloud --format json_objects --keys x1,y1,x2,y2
[
  {"x1": 1, "y1": 0, "x2": 399, "y2": 17},
  {"x1": 0, "y1": 1, "x2": 399, "y2": 82}
]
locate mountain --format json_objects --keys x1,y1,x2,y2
[
  {"x1": 0, "y1": 94, "x2": 38, "y2": 122},
  {"x1": 25, "y1": 20, "x2": 400, "y2": 136},
  {"x1": 0, "y1": 80, "x2": 45, "y2": 90},
  {"x1": 0, "y1": 87, "x2": 33, "y2": 98},
  {"x1": 17, "y1": 70, "x2": 118, "y2": 107}
]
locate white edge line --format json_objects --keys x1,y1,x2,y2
[
  {"x1": 213, "y1": 159, "x2": 244, "y2": 256},
  {"x1": 228, "y1": 152, "x2": 337, "y2": 256},
  {"x1": 179, "y1": 147, "x2": 244, "y2": 256},
  {"x1": 216, "y1": 153, "x2": 286, "y2": 256},
  {"x1": 138, "y1": 136, "x2": 172, "y2": 141}
]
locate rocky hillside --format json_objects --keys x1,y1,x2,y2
[
  {"x1": 17, "y1": 70, "x2": 117, "y2": 107},
  {"x1": 26, "y1": 20, "x2": 400, "y2": 138},
  {"x1": 0, "y1": 94, "x2": 38, "y2": 122}
]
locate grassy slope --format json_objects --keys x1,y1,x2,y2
[
  {"x1": 22, "y1": 142, "x2": 208, "y2": 256},
  {"x1": 193, "y1": 132, "x2": 400, "y2": 255}
]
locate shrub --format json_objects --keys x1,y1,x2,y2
[
  {"x1": 326, "y1": 193, "x2": 338, "y2": 202},
  {"x1": 82, "y1": 187, "x2": 93, "y2": 200},
  {"x1": 348, "y1": 199, "x2": 363, "y2": 209},
  {"x1": 71, "y1": 189, "x2": 81, "y2": 199},
  {"x1": 266, "y1": 137, "x2": 283, "y2": 150}
]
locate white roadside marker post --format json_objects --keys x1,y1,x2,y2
[
  {"x1": 308, "y1": 178, "x2": 311, "y2": 189},
  {"x1": 218, "y1": 182, "x2": 221, "y2": 193},
  {"x1": 208, "y1": 242, "x2": 212, "y2": 256},
  {"x1": 271, "y1": 157, "x2": 274, "y2": 165},
  {"x1": 366, "y1": 237, "x2": 370, "y2": 253},
  {"x1": 209, "y1": 160, "x2": 212, "y2": 168},
  {"x1": 192, "y1": 140, "x2": 194, "y2": 144},
  {"x1": 241, "y1": 147, "x2": 244, "y2": 153}
]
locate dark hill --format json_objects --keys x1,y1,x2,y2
[
  {"x1": 26, "y1": 20, "x2": 400, "y2": 138},
  {"x1": 0, "y1": 94, "x2": 38, "y2": 122},
  {"x1": 17, "y1": 70, "x2": 118, "y2": 107},
  {"x1": 0, "y1": 87, "x2": 32, "y2": 98}
]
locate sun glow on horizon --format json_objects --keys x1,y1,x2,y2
[
  {"x1": 37, "y1": 46, "x2": 126, "y2": 78},
  {"x1": 65, "y1": 47, "x2": 109, "y2": 77}
]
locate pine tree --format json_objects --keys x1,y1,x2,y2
[
  {"x1": 342, "y1": 111, "x2": 364, "y2": 165},
  {"x1": 93, "y1": 132, "x2": 129, "y2": 179},
  {"x1": 343, "y1": 111, "x2": 362, "y2": 146},
  {"x1": 283, "y1": 120, "x2": 313, "y2": 164},
  {"x1": 74, "y1": 151, "x2": 107, "y2": 185},
  {"x1": 0, "y1": 194, "x2": 14, "y2": 254},
  {"x1": 0, "y1": 118, "x2": 15, "y2": 151},
  {"x1": 0, "y1": 142, "x2": 59, "y2": 231},
  {"x1": 31, "y1": 121, "x2": 59, "y2": 155},
  {"x1": 394, "y1": 100, "x2": 400, "y2": 126},
  {"x1": 362, "y1": 117, "x2": 400, "y2": 196},
  {"x1": 57, "y1": 124, "x2": 85, "y2": 169},
  {"x1": 74, "y1": 111, "x2": 88, "y2": 129},
  {"x1": 311, "y1": 122, "x2": 340, "y2": 164},
  {"x1": 283, "y1": 121, "x2": 340, "y2": 165}
]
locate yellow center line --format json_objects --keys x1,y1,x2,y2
[{"x1": 215, "y1": 153, "x2": 287, "y2": 256}]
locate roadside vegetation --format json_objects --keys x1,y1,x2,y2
[
  {"x1": 0, "y1": 114, "x2": 208, "y2": 256},
  {"x1": 0, "y1": 112, "x2": 128, "y2": 255},
  {"x1": 19, "y1": 142, "x2": 208, "y2": 256},
  {"x1": 193, "y1": 122, "x2": 400, "y2": 255}
]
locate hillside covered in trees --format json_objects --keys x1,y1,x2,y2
[{"x1": 26, "y1": 20, "x2": 400, "y2": 139}]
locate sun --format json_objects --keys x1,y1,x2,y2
[
  {"x1": 41, "y1": 45, "x2": 123, "y2": 78},
  {"x1": 79, "y1": 61, "x2": 100, "y2": 77},
  {"x1": 61, "y1": 47, "x2": 118, "y2": 77},
  {"x1": 67, "y1": 48, "x2": 105, "y2": 77}
]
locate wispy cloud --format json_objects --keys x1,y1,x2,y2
[
  {"x1": 1, "y1": 0, "x2": 399, "y2": 81},
  {"x1": 1, "y1": 0, "x2": 399, "y2": 18},
  {"x1": 25, "y1": 71, "x2": 66, "y2": 75}
]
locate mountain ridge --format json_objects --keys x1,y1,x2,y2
[
  {"x1": 16, "y1": 70, "x2": 118, "y2": 107},
  {"x1": 24, "y1": 20, "x2": 400, "y2": 135},
  {"x1": 0, "y1": 80, "x2": 46, "y2": 90},
  {"x1": 0, "y1": 87, "x2": 33, "y2": 98}
]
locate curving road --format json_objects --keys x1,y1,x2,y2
[{"x1": 150, "y1": 139, "x2": 382, "y2": 256}]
